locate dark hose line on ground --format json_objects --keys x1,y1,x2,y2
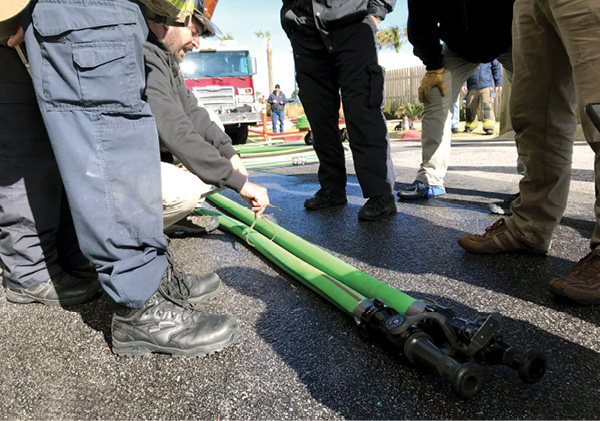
[
  {"x1": 198, "y1": 209, "x2": 366, "y2": 315},
  {"x1": 206, "y1": 193, "x2": 423, "y2": 316}
]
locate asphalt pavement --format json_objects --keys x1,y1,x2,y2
[{"x1": 1, "y1": 131, "x2": 599, "y2": 420}]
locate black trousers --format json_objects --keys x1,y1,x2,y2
[{"x1": 291, "y1": 18, "x2": 395, "y2": 198}]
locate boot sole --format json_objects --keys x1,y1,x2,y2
[
  {"x1": 111, "y1": 327, "x2": 241, "y2": 358},
  {"x1": 165, "y1": 227, "x2": 209, "y2": 237},
  {"x1": 5, "y1": 288, "x2": 99, "y2": 307}
]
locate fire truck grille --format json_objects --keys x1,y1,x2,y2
[{"x1": 192, "y1": 86, "x2": 236, "y2": 112}]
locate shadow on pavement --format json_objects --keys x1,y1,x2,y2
[{"x1": 218, "y1": 264, "x2": 600, "y2": 419}]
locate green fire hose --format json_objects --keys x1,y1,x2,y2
[
  {"x1": 237, "y1": 144, "x2": 351, "y2": 170},
  {"x1": 199, "y1": 208, "x2": 365, "y2": 315},
  {"x1": 195, "y1": 193, "x2": 547, "y2": 398},
  {"x1": 206, "y1": 193, "x2": 422, "y2": 316}
]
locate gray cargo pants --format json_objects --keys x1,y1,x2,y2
[{"x1": 23, "y1": 0, "x2": 168, "y2": 308}]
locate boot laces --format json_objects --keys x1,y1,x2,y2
[
  {"x1": 484, "y1": 218, "x2": 506, "y2": 236},
  {"x1": 154, "y1": 298, "x2": 197, "y2": 322},
  {"x1": 158, "y1": 251, "x2": 194, "y2": 310}
]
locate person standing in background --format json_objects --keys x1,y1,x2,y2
[
  {"x1": 281, "y1": 0, "x2": 397, "y2": 221},
  {"x1": 268, "y1": 84, "x2": 286, "y2": 133},
  {"x1": 464, "y1": 60, "x2": 503, "y2": 135}
]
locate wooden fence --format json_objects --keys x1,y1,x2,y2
[
  {"x1": 384, "y1": 65, "x2": 426, "y2": 108},
  {"x1": 384, "y1": 65, "x2": 504, "y2": 123}
]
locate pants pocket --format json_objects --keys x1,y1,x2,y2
[
  {"x1": 31, "y1": 1, "x2": 142, "y2": 111},
  {"x1": 97, "y1": 115, "x2": 164, "y2": 240},
  {"x1": 72, "y1": 41, "x2": 138, "y2": 109},
  {"x1": 368, "y1": 64, "x2": 385, "y2": 108}
]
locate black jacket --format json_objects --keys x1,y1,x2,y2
[
  {"x1": 407, "y1": 0, "x2": 514, "y2": 70},
  {"x1": 143, "y1": 32, "x2": 247, "y2": 192},
  {"x1": 281, "y1": 0, "x2": 395, "y2": 51}
]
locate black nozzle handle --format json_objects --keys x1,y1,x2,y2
[
  {"x1": 404, "y1": 331, "x2": 485, "y2": 399},
  {"x1": 505, "y1": 348, "x2": 547, "y2": 384},
  {"x1": 481, "y1": 340, "x2": 547, "y2": 384}
]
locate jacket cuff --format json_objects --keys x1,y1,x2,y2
[{"x1": 225, "y1": 170, "x2": 248, "y2": 193}]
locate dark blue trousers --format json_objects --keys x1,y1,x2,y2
[
  {"x1": 291, "y1": 17, "x2": 395, "y2": 198},
  {"x1": 0, "y1": 46, "x2": 88, "y2": 290},
  {"x1": 23, "y1": 0, "x2": 167, "y2": 308}
]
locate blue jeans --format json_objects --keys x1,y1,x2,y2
[
  {"x1": 23, "y1": 0, "x2": 168, "y2": 308},
  {"x1": 451, "y1": 96, "x2": 460, "y2": 130},
  {"x1": 272, "y1": 111, "x2": 284, "y2": 133}
]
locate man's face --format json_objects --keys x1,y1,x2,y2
[
  {"x1": 275, "y1": 87, "x2": 280, "y2": 94},
  {"x1": 163, "y1": 19, "x2": 202, "y2": 62}
]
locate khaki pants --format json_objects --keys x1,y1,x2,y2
[
  {"x1": 465, "y1": 87, "x2": 496, "y2": 131},
  {"x1": 416, "y1": 45, "x2": 513, "y2": 187},
  {"x1": 161, "y1": 162, "x2": 210, "y2": 229},
  {"x1": 506, "y1": 0, "x2": 600, "y2": 251}
]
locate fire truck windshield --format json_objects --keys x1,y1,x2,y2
[{"x1": 181, "y1": 51, "x2": 252, "y2": 79}]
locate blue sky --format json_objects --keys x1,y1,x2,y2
[{"x1": 207, "y1": 0, "x2": 419, "y2": 97}]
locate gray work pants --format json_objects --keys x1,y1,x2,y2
[{"x1": 23, "y1": 0, "x2": 167, "y2": 308}]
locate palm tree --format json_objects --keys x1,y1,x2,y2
[
  {"x1": 376, "y1": 25, "x2": 407, "y2": 53},
  {"x1": 255, "y1": 30, "x2": 274, "y2": 94}
]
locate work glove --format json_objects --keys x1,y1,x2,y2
[{"x1": 418, "y1": 68, "x2": 446, "y2": 103}]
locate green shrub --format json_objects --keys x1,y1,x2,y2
[
  {"x1": 396, "y1": 103, "x2": 423, "y2": 120},
  {"x1": 383, "y1": 101, "x2": 402, "y2": 120}
]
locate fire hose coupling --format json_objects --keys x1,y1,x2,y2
[
  {"x1": 354, "y1": 299, "x2": 406, "y2": 334},
  {"x1": 354, "y1": 299, "x2": 485, "y2": 398}
]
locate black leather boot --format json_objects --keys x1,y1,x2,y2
[{"x1": 304, "y1": 189, "x2": 347, "y2": 210}]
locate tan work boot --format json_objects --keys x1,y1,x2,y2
[
  {"x1": 548, "y1": 250, "x2": 600, "y2": 305},
  {"x1": 458, "y1": 218, "x2": 547, "y2": 255}
]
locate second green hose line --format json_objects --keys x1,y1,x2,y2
[{"x1": 200, "y1": 193, "x2": 423, "y2": 316}]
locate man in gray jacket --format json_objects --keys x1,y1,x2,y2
[
  {"x1": 144, "y1": 7, "x2": 269, "y2": 222},
  {"x1": 281, "y1": 0, "x2": 397, "y2": 221}
]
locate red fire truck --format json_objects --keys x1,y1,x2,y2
[{"x1": 180, "y1": 40, "x2": 262, "y2": 144}]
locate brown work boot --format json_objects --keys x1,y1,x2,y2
[
  {"x1": 548, "y1": 250, "x2": 600, "y2": 305},
  {"x1": 458, "y1": 218, "x2": 547, "y2": 255}
]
